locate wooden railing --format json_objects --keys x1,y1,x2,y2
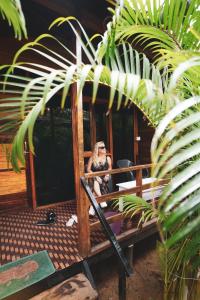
[{"x1": 80, "y1": 163, "x2": 168, "y2": 256}]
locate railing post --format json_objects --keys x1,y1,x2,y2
[
  {"x1": 133, "y1": 106, "x2": 139, "y2": 164},
  {"x1": 71, "y1": 32, "x2": 91, "y2": 257},
  {"x1": 136, "y1": 169, "x2": 142, "y2": 197}
]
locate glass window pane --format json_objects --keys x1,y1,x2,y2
[
  {"x1": 112, "y1": 108, "x2": 134, "y2": 165},
  {"x1": 34, "y1": 106, "x2": 75, "y2": 205},
  {"x1": 83, "y1": 103, "x2": 91, "y2": 151},
  {"x1": 95, "y1": 105, "x2": 107, "y2": 146},
  {"x1": 138, "y1": 111, "x2": 154, "y2": 164}
]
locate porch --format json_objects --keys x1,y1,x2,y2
[
  {"x1": 0, "y1": 163, "x2": 162, "y2": 269},
  {"x1": 0, "y1": 163, "x2": 162, "y2": 300}
]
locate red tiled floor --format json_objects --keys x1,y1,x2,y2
[
  {"x1": 0, "y1": 202, "x2": 108, "y2": 270},
  {"x1": 0, "y1": 202, "x2": 81, "y2": 270}
]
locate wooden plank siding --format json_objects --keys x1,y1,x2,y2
[
  {"x1": 138, "y1": 111, "x2": 155, "y2": 164},
  {"x1": 0, "y1": 144, "x2": 28, "y2": 210},
  {"x1": 133, "y1": 106, "x2": 139, "y2": 164}
]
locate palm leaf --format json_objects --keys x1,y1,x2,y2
[
  {"x1": 120, "y1": 195, "x2": 158, "y2": 226},
  {"x1": 0, "y1": 18, "x2": 169, "y2": 169},
  {"x1": 151, "y1": 96, "x2": 200, "y2": 277},
  {"x1": 0, "y1": 0, "x2": 27, "y2": 39},
  {"x1": 97, "y1": 0, "x2": 200, "y2": 64}
]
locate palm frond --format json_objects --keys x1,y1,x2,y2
[
  {"x1": 151, "y1": 95, "x2": 200, "y2": 247},
  {"x1": 120, "y1": 195, "x2": 158, "y2": 226},
  {"x1": 97, "y1": 0, "x2": 200, "y2": 61},
  {"x1": 0, "y1": 18, "x2": 169, "y2": 170},
  {"x1": 0, "y1": 0, "x2": 27, "y2": 39}
]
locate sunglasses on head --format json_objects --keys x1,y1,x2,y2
[{"x1": 99, "y1": 146, "x2": 105, "y2": 149}]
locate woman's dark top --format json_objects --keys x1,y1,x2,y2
[
  {"x1": 91, "y1": 156, "x2": 109, "y2": 172},
  {"x1": 91, "y1": 156, "x2": 110, "y2": 195}
]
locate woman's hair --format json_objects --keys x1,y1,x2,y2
[{"x1": 92, "y1": 141, "x2": 105, "y2": 166}]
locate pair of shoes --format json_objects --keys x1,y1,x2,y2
[
  {"x1": 36, "y1": 211, "x2": 56, "y2": 226},
  {"x1": 89, "y1": 206, "x2": 95, "y2": 216},
  {"x1": 71, "y1": 214, "x2": 78, "y2": 223},
  {"x1": 66, "y1": 218, "x2": 74, "y2": 227},
  {"x1": 100, "y1": 202, "x2": 107, "y2": 208},
  {"x1": 66, "y1": 214, "x2": 78, "y2": 227}
]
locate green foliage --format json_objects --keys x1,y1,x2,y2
[
  {"x1": 151, "y1": 54, "x2": 200, "y2": 298},
  {"x1": 0, "y1": 0, "x2": 27, "y2": 39},
  {"x1": 0, "y1": 17, "x2": 169, "y2": 170},
  {"x1": 1, "y1": 1, "x2": 200, "y2": 299},
  {"x1": 99, "y1": 0, "x2": 200, "y2": 56},
  {"x1": 119, "y1": 195, "x2": 159, "y2": 226}
]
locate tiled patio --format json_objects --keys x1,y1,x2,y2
[
  {"x1": 0, "y1": 202, "x2": 83, "y2": 270},
  {"x1": 0, "y1": 201, "x2": 110, "y2": 270},
  {"x1": 0, "y1": 200, "x2": 157, "y2": 272}
]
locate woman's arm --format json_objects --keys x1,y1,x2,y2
[
  {"x1": 104, "y1": 156, "x2": 112, "y2": 182},
  {"x1": 107, "y1": 156, "x2": 112, "y2": 170}
]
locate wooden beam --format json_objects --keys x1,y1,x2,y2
[
  {"x1": 106, "y1": 111, "x2": 113, "y2": 160},
  {"x1": 96, "y1": 186, "x2": 142, "y2": 203},
  {"x1": 83, "y1": 96, "x2": 110, "y2": 104},
  {"x1": 135, "y1": 169, "x2": 142, "y2": 197},
  {"x1": 71, "y1": 34, "x2": 90, "y2": 257},
  {"x1": 95, "y1": 179, "x2": 168, "y2": 203},
  {"x1": 29, "y1": 151, "x2": 37, "y2": 209},
  {"x1": 90, "y1": 218, "x2": 157, "y2": 256},
  {"x1": 90, "y1": 212, "x2": 123, "y2": 231},
  {"x1": 89, "y1": 103, "x2": 96, "y2": 149},
  {"x1": 80, "y1": 8, "x2": 105, "y2": 33},
  {"x1": 32, "y1": 0, "x2": 104, "y2": 33},
  {"x1": 84, "y1": 151, "x2": 92, "y2": 158},
  {"x1": 85, "y1": 163, "x2": 153, "y2": 178},
  {"x1": 32, "y1": 0, "x2": 74, "y2": 15},
  {"x1": 133, "y1": 106, "x2": 139, "y2": 164}
]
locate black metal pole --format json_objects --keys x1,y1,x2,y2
[
  {"x1": 81, "y1": 177, "x2": 133, "y2": 277},
  {"x1": 118, "y1": 266, "x2": 127, "y2": 300}
]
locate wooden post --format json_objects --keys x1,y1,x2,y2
[
  {"x1": 133, "y1": 106, "x2": 139, "y2": 164},
  {"x1": 89, "y1": 103, "x2": 96, "y2": 148},
  {"x1": 106, "y1": 111, "x2": 113, "y2": 160},
  {"x1": 71, "y1": 35, "x2": 90, "y2": 257},
  {"x1": 28, "y1": 151, "x2": 37, "y2": 209},
  {"x1": 136, "y1": 169, "x2": 142, "y2": 197}
]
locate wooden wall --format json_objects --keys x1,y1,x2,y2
[
  {"x1": 138, "y1": 111, "x2": 155, "y2": 164},
  {"x1": 0, "y1": 144, "x2": 27, "y2": 210}
]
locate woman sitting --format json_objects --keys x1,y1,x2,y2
[{"x1": 87, "y1": 141, "x2": 112, "y2": 216}]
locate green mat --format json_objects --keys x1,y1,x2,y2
[{"x1": 0, "y1": 250, "x2": 55, "y2": 299}]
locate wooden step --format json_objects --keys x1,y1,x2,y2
[{"x1": 30, "y1": 273, "x2": 98, "y2": 300}]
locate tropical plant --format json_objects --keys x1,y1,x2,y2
[
  {"x1": 0, "y1": 0, "x2": 200, "y2": 299},
  {"x1": 150, "y1": 58, "x2": 200, "y2": 299},
  {"x1": 122, "y1": 58, "x2": 200, "y2": 299},
  {"x1": 104, "y1": 1, "x2": 200, "y2": 299},
  {"x1": 0, "y1": 16, "x2": 168, "y2": 171},
  {"x1": 0, "y1": 0, "x2": 27, "y2": 39}
]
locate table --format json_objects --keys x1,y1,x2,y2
[{"x1": 116, "y1": 177, "x2": 164, "y2": 212}]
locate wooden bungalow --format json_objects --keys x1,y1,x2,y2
[{"x1": 0, "y1": 0, "x2": 159, "y2": 274}]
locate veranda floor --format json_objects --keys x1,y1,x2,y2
[
  {"x1": 0, "y1": 202, "x2": 107, "y2": 270},
  {"x1": 0, "y1": 201, "x2": 157, "y2": 271}
]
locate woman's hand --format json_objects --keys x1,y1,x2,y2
[
  {"x1": 96, "y1": 176, "x2": 102, "y2": 184},
  {"x1": 104, "y1": 174, "x2": 110, "y2": 182}
]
